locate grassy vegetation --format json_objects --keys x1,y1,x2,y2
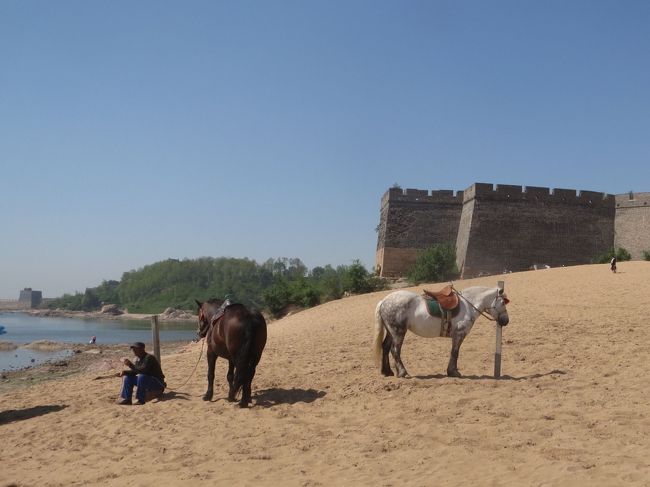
[{"x1": 48, "y1": 257, "x2": 387, "y2": 316}]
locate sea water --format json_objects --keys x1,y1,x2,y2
[{"x1": 0, "y1": 312, "x2": 197, "y2": 372}]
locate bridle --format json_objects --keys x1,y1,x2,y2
[
  {"x1": 197, "y1": 308, "x2": 212, "y2": 338},
  {"x1": 451, "y1": 284, "x2": 509, "y2": 323}
]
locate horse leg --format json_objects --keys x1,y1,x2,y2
[
  {"x1": 447, "y1": 328, "x2": 467, "y2": 378},
  {"x1": 381, "y1": 333, "x2": 394, "y2": 376},
  {"x1": 203, "y1": 350, "x2": 217, "y2": 401},
  {"x1": 239, "y1": 364, "x2": 255, "y2": 408},
  {"x1": 226, "y1": 360, "x2": 236, "y2": 402},
  {"x1": 390, "y1": 330, "x2": 410, "y2": 378}
]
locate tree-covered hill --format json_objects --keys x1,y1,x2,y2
[{"x1": 48, "y1": 257, "x2": 386, "y2": 316}]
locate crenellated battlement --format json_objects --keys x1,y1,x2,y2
[
  {"x1": 463, "y1": 183, "x2": 614, "y2": 206},
  {"x1": 381, "y1": 187, "x2": 464, "y2": 207},
  {"x1": 616, "y1": 192, "x2": 650, "y2": 209}
]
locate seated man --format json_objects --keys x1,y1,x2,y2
[{"x1": 117, "y1": 342, "x2": 165, "y2": 405}]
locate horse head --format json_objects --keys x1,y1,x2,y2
[
  {"x1": 487, "y1": 288, "x2": 510, "y2": 326},
  {"x1": 195, "y1": 298, "x2": 228, "y2": 338},
  {"x1": 195, "y1": 300, "x2": 211, "y2": 338}
]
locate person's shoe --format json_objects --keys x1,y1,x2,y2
[
  {"x1": 135, "y1": 400, "x2": 145, "y2": 405},
  {"x1": 117, "y1": 398, "x2": 132, "y2": 405}
]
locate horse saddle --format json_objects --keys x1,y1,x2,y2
[
  {"x1": 422, "y1": 286, "x2": 460, "y2": 337},
  {"x1": 422, "y1": 285, "x2": 459, "y2": 312},
  {"x1": 210, "y1": 301, "x2": 234, "y2": 325}
]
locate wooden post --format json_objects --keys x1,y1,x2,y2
[
  {"x1": 151, "y1": 315, "x2": 161, "y2": 363},
  {"x1": 494, "y1": 280, "x2": 504, "y2": 379}
]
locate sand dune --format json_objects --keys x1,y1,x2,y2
[{"x1": 1, "y1": 262, "x2": 650, "y2": 486}]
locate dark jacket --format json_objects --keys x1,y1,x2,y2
[{"x1": 125, "y1": 352, "x2": 165, "y2": 381}]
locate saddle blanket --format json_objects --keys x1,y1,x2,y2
[{"x1": 423, "y1": 297, "x2": 453, "y2": 337}]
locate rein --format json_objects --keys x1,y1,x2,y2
[
  {"x1": 165, "y1": 337, "x2": 205, "y2": 392},
  {"x1": 450, "y1": 284, "x2": 498, "y2": 322},
  {"x1": 167, "y1": 305, "x2": 222, "y2": 392},
  {"x1": 166, "y1": 307, "x2": 221, "y2": 392},
  {"x1": 166, "y1": 306, "x2": 220, "y2": 392}
]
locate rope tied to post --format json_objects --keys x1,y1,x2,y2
[{"x1": 164, "y1": 338, "x2": 205, "y2": 392}]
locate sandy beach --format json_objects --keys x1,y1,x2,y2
[{"x1": 1, "y1": 262, "x2": 650, "y2": 486}]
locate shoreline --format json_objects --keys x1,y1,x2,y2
[{"x1": 1, "y1": 308, "x2": 197, "y2": 323}]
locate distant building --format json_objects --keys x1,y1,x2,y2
[{"x1": 19, "y1": 288, "x2": 43, "y2": 308}]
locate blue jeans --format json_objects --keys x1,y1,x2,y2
[{"x1": 120, "y1": 374, "x2": 165, "y2": 403}]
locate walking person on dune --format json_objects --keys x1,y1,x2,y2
[
  {"x1": 610, "y1": 256, "x2": 617, "y2": 273},
  {"x1": 117, "y1": 342, "x2": 165, "y2": 405}
]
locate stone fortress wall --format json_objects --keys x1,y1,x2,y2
[
  {"x1": 614, "y1": 192, "x2": 650, "y2": 260},
  {"x1": 376, "y1": 187, "x2": 464, "y2": 277},
  {"x1": 376, "y1": 183, "x2": 650, "y2": 278}
]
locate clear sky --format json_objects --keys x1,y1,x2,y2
[{"x1": 1, "y1": 1, "x2": 649, "y2": 298}]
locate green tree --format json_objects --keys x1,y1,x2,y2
[
  {"x1": 642, "y1": 250, "x2": 650, "y2": 261},
  {"x1": 312, "y1": 265, "x2": 342, "y2": 301},
  {"x1": 262, "y1": 278, "x2": 291, "y2": 317},
  {"x1": 95, "y1": 280, "x2": 120, "y2": 305},
  {"x1": 407, "y1": 243, "x2": 459, "y2": 284},
  {"x1": 340, "y1": 260, "x2": 387, "y2": 294}
]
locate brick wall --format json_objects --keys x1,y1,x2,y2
[
  {"x1": 457, "y1": 184, "x2": 615, "y2": 277},
  {"x1": 615, "y1": 193, "x2": 650, "y2": 259}
]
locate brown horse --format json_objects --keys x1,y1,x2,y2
[{"x1": 195, "y1": 299, "x2": 267, "y2": 407}]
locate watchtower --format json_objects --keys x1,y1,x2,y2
[
  {"x1": 376, "y1": 187, "x2": 464, "y2": 277},
  {"x1": 19, "y1": 288, "x2": 43, "y2": 308}
]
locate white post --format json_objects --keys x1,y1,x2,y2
[
  {"x1": 151, "y1": 315, "x2": 161, "y2": 363},
  {"x1": 494, "y1": 280, "x2": 504, "y2": 379}
]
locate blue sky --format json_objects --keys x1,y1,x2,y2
[{"x1": 1, "y1": 1, "x2": 649, "y2": 298}]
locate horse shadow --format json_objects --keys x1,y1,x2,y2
[
  {"x1": 414, "y1": 369, "x2": 567, "y2": 381},
  {"x1": 252, "y1": 388, "x2": 326, "y2": 408},
  {"x1": 159, "y1": 391, "x2": 190, "y2": 401},
  {"x1": 0, "y1": 404, "x2": 68, "y2": 425}
]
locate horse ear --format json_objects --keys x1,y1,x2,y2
[{"x1": 195, "y1": 299, "x2": 202, "y2": 308}]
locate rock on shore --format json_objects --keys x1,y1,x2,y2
[{"x1": 0, "y1": 341, "x2": 18, "y2": 351}]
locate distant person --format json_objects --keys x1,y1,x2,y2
[
  {"x1": 89, "y1": 336, "x2": 96, "y2": 344},
  {"x1": 610, "y1": 256, "x2": 617, "y2": 273},
  {"x1": 117, "y1": 342, "x2": 165, "y2": 405}
]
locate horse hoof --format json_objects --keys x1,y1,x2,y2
[
  {"x1": 447, "y1": 370, "x2": 461, "y2": 378},
  {"x1": 381, "y1": 370, "x2": 394, "y2": 377},
  {"x1": 202, "y1": 393, "x2": 213, "y2": 401},
  {"x1": 238, "y1": 402, "x2": 250, "y2": 409}
]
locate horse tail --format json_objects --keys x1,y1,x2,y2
[
  {"x1": 233, "y1": 311, "x2": 264, "y2": 398},
  {"x1": 373, "y1": 300, "x2": 385, "y2": 368}
]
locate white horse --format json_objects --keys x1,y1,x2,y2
[{"x1": 373, "y1": 286, "x2": 510, "y2": 378}]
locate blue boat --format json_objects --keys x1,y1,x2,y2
[{"x1": 0, "y1": 325, "x2": 6, "y2": 335}]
